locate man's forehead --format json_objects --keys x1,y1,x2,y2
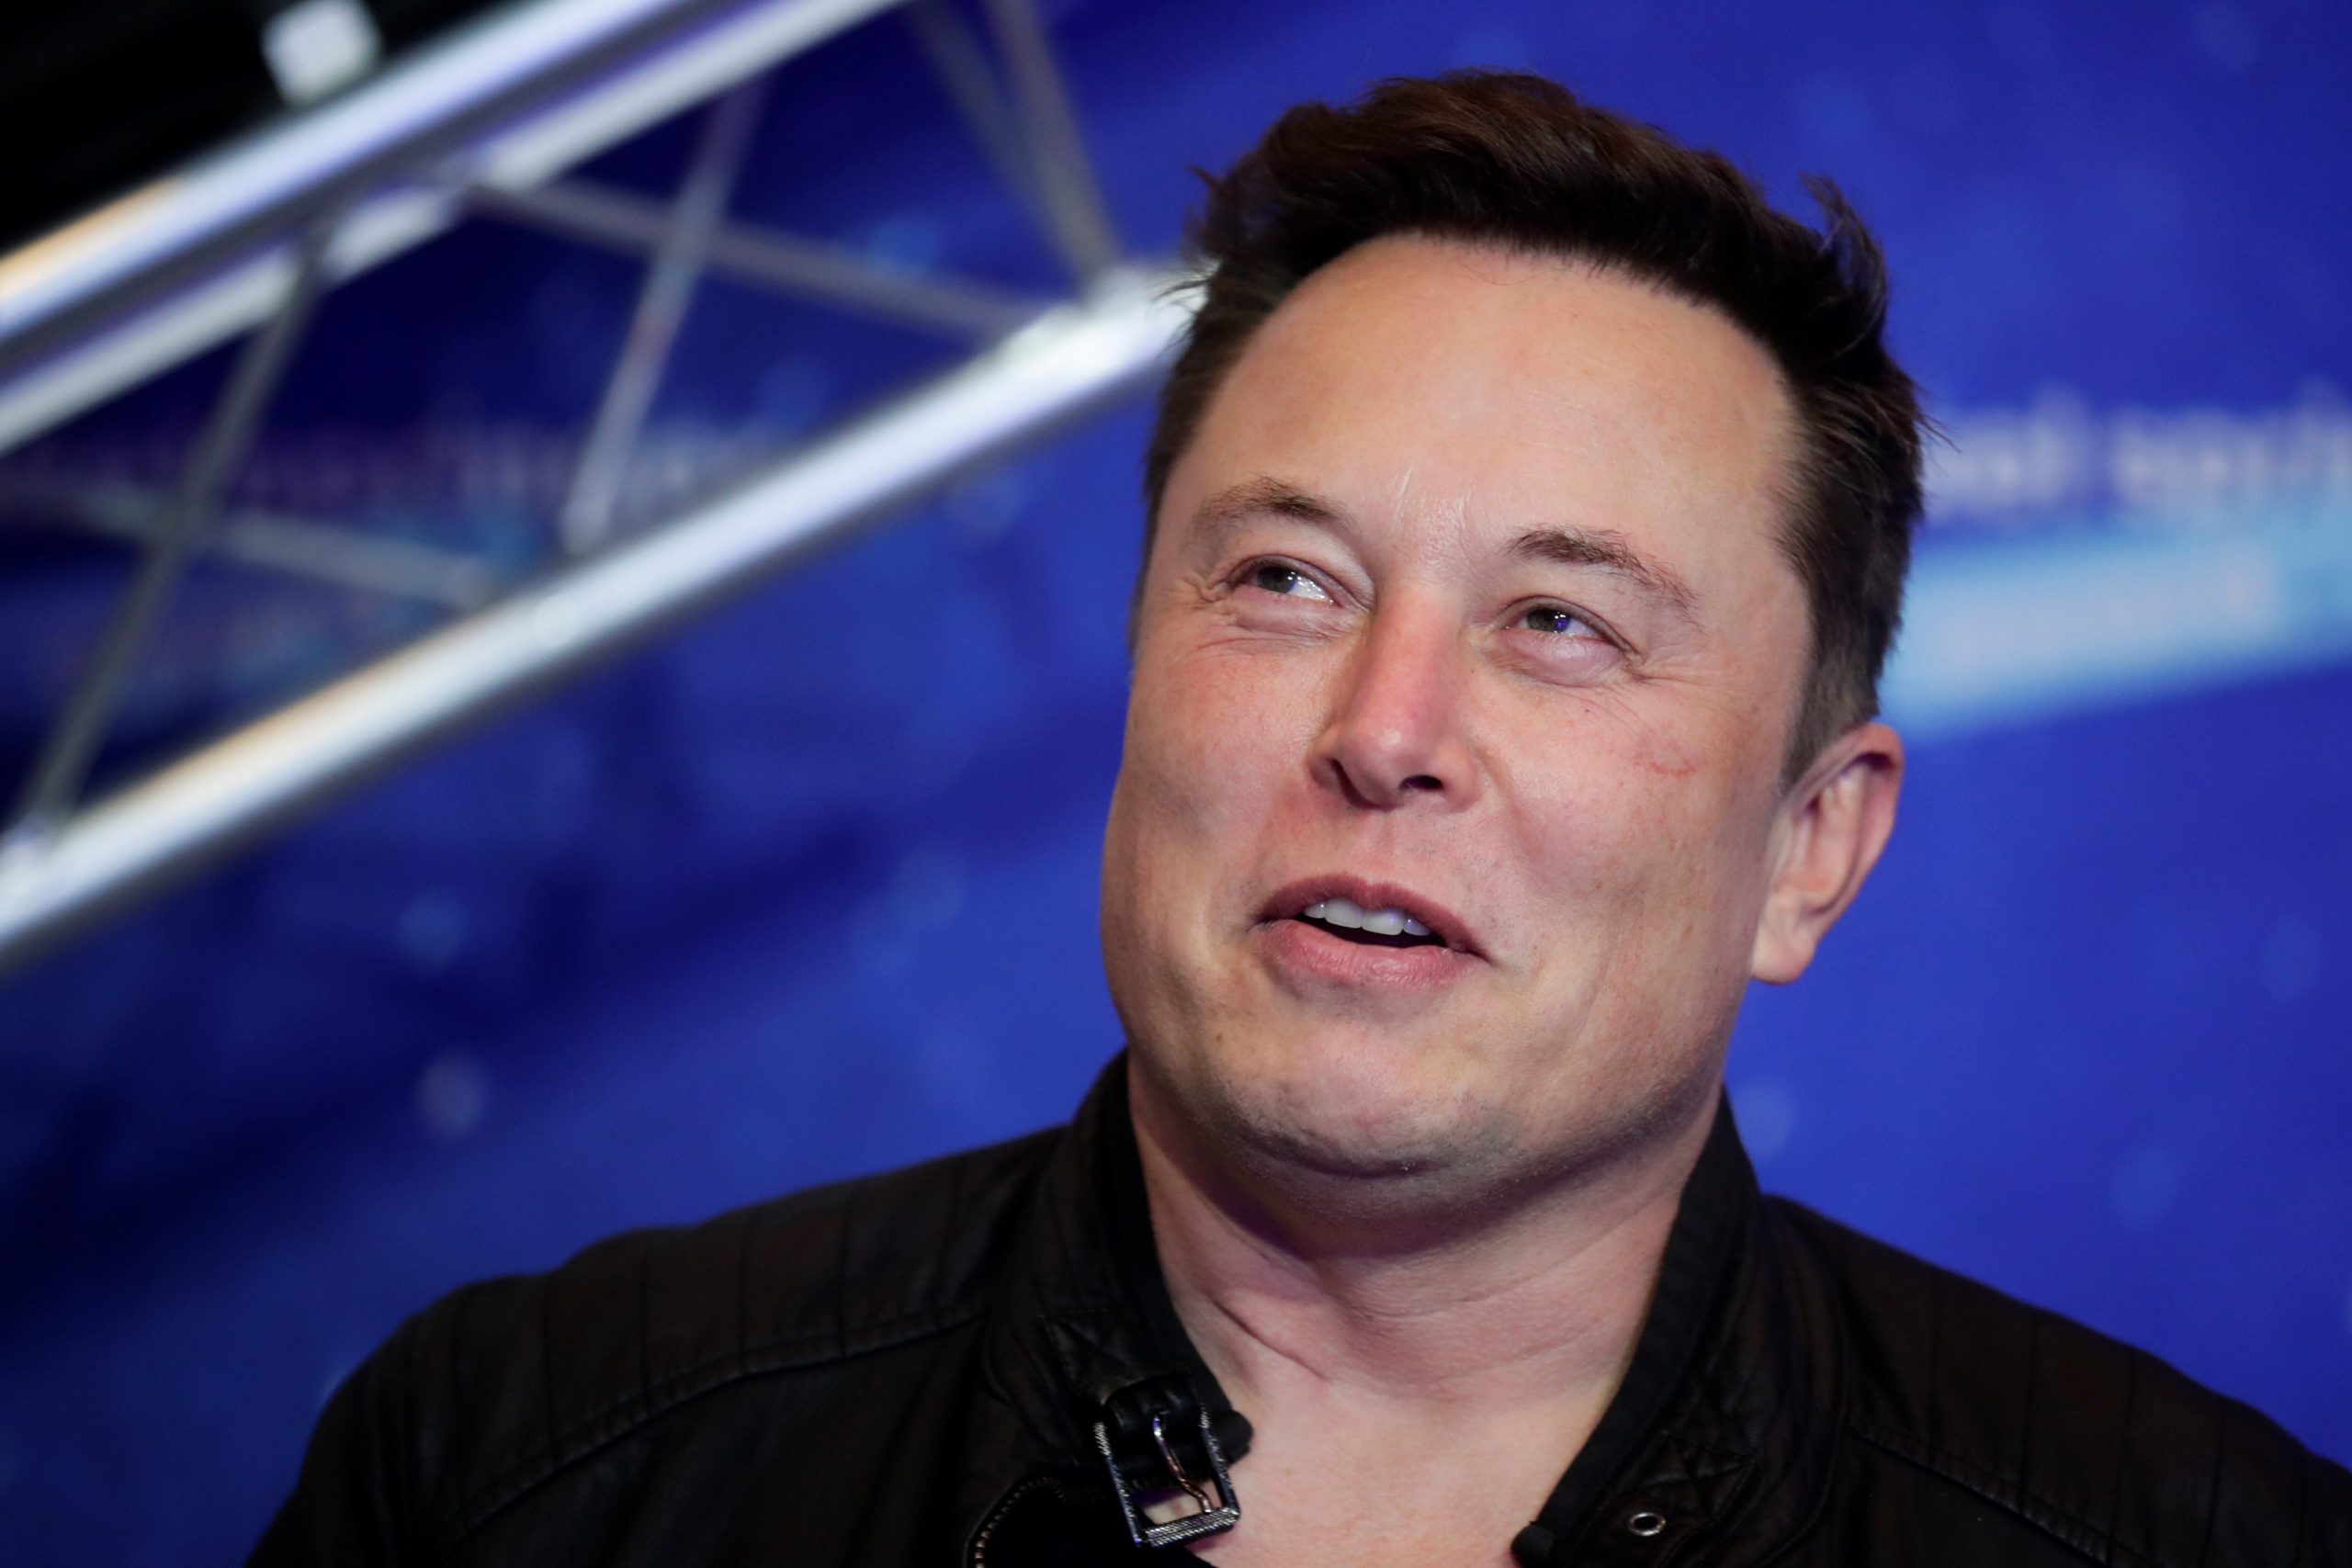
[
  {"x1": 1171, "y1": 236, "x2": 1803, "y2": 599},
  {"x1": 1248, "y1": 233, "x2": 1789, "y2": 401}
]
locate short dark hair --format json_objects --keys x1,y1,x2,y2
[{"x1": 1139, "y1": 72, "x2": 1928, "y2": 779}]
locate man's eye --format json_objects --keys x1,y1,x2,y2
[
  {"x1": 1519, "y1": 604, "x2": 1600, "y2": 637},
  {"x1": 1246, "y1": 562, "x2": 1334, "y2": 603}
]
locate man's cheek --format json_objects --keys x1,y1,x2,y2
[
  {"x1": 1136, "y1": 678, "x2": 1300, "y2": 834},
  {"x1": 1509, "y1": 783, "x2": 1731, "y2": 939}
]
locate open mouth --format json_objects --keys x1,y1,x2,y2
[{"x1": 1295, "y1": 897, "x2": 1448, "y2": 950}]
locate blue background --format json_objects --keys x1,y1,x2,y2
[{"x1": 1, "y1": 0, "x2": 2348, "y2": 1562}]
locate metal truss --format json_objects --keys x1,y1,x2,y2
[{"x1": 0, "y1": 0, "x2": 1193, "y2": 976}]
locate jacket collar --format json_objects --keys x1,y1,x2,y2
[
  {"x1": 1509, "y1": 1095, "x2": 1846, "y2": 1565},
  {"x1": 957, "y1": 1056, "x2": 1844, "y2": 1564}
]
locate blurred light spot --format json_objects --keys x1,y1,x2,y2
[
  {"x1": 1794, "y1": 74, "x2": 1873, "y2": 147},
  {"x1": 755, "y1": 355, "x2": 829, "y2": 436},
  {"x1": 2191, "y1": 4, "x2": 2260, "y2": 72},
  {"x1": 2343, "y1": 1276, "x2": 2352, "y2": 1339},
  {"x1": 1734, "y1": 1078, "x2": 1798, "y2": 1160},
  {"x1": 854, "y1": 893, "x2": 914, "y2": 976},
  {"x1": 865, "y1": 214, "x2": 944, "y2": 276},
  {"x1": 415, "y1": 1053, "x2": 489, "y2": 1140},
  {"x1": 916, "y1": 1023, "x2": 996, "y2": 1111},
  {"x1": 2261, "y1": 918, "x2": 2323, "y2": 1005},
  {"x1": 948, "y1": 464, "x2": 1031, "y2": 547},
  {"x1": 262, "y1": 0, "x2": 381, "y2": 106},
  {"x1": 2109, "y1": 1145, "x2": 2181, "y2": 1228},
  {"x1": 890, "y1": 848, "x2": 967, "y2": 932},
  {"x1": 1449, "y1": 27, "x2": 1534, "y2": 69},
  {"x1": 397, "y1": 892, "x2": 468, "y2": 975}
]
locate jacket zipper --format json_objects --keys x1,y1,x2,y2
[{"x1": 968, "y1": 1475, "x2": 1073, "y2": 1568}]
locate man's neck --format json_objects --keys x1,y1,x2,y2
[{"x1": 1125, "y1": 1063, "x2": 1718, "y2": 1564}]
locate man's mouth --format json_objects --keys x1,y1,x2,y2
[
  {"x1": 1254, "y1": 877, "x2": 1480, "y2": 989},
  {"x1": 1295, "y1": 897, "x2": 1447, "y2": 949},
  {"x1": 1259, "y1": 877, "x2": 1477, "y2": 956}
]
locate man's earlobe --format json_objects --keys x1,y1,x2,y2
[{"x1": 1749, "y1": 721, "x2": 1905, "y2": 986}]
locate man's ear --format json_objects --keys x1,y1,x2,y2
[{"x1": 1750, "y1": 720, "x2": 1905, "y2": 986}]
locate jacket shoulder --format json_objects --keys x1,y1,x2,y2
[
  {"x1": 274, "y1": 1126, "x2": 1064, "y2": 1562},
  {"x1": 1770, "y1": 1198, "x2": 2352, "y2": 1566}
]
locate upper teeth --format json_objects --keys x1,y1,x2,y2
[{"x1": 1303, "y1": 897, "x2": 1432, "y2": 938}]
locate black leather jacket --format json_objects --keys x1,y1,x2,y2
[{"x1": 254, "y1": 1058, "x2": 2352, "y2": 1565}]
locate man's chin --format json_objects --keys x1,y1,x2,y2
[
  {"x1": 1129, "y1": 1017, "x2": 1531, "y2": 1203},
  {"x1": 1211, "y1": 1065, "x2": 1504, "y2": 1188}
]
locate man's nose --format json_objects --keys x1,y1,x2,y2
[{"x1": 1311, "y1": 603, "x2": 1479, "y2": 810}]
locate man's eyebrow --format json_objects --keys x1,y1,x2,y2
[
  {"x1": 1509, "y1": 526, "x2": 1701, "y2": 623},
  {"x1": 1191, "y1": 477, "x2": 1349, "y2": 540}
]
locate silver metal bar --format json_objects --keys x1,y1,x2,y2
[
  {"x1": 189, "y1": 513, "x2": 501, "y2": 610},
  {"x1": 465, "y1": 179, "x2": 1035, "y2": 340},
  {"x1": 4, "y1": 484, "x2": 502, "y2": 609},
  {"x1": 900, "y1": 0, "x2": 1046, "y2": 227},
  {"x1": 0, "y1": 0, "x2": 908, "y2": 455},
  {"x1": 561, "y1": 81, "x2": 765, "y2": 550},
  {"x1": 978, "y1": 0, "x2": 1117, "y2": 282},
  {"x1": 0, "y1": 0, "x2": 865, "y2": 366},
  {"x1": 7, "y1": 222, "x2": 339, "y2": 840},
  {"x1": 201, "y1": 513, "x2": 504, "y2": 609},
  {"x1": 0, "y1": 268, "x2": 1193, "y2": 976}
]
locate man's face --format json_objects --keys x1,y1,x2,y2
[{"x1": 1102, "y1": 235, "x2": 1820, "y2": 1194}]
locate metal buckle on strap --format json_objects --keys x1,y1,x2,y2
[{"x1": 1092, "y1": 1407, "x2": 1242, "y2": 1548}]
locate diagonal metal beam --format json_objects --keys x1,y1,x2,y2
[
  {"x1": 6, "y1": 219, "x2": 340, "y2": 840},
  {"x1": 978, "y1": 0, "x2": 1117, "y2": 284},
  {"x1": 3, "y1": 482, "x2": 503, "y2": 610},
  {"x1": 901, "y1": 0, "x2": 1048, "y2": 230},
  {"x1": 464, "y1": 178, "x2": 1036, "y2": 342},
  {"x1": 0, "y1": 268, "x2": 1193, "y2": 977},
  {"x1": 560, "y1": 80, "x2": 766, "y2": 552}
]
